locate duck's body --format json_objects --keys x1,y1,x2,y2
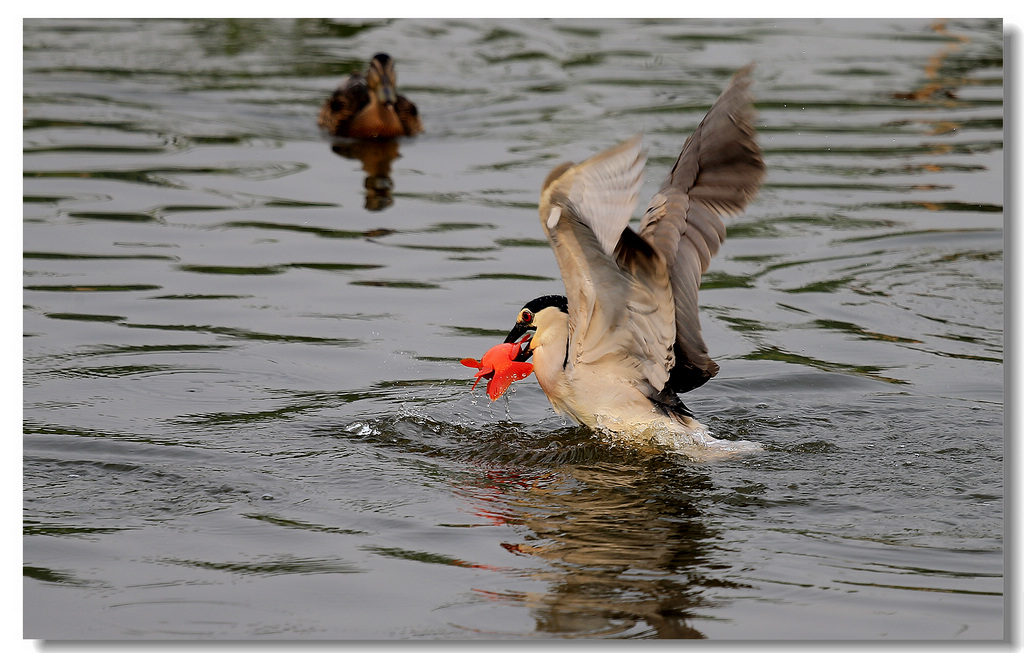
[
  {"x1": 503, "y1": 66, "x2": 765, "y2": 456},
  {"x1": 318, "y1": 53, "x2": 422, "y2": 139}
]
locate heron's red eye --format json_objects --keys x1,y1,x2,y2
[{"x1": 520, "y1": 309, "x2": 533, "y2": 324}]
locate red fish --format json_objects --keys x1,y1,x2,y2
[{"x1": 460, "y1": 335, "x2": 534, "y2": 401}]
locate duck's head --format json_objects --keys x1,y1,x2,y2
[
  {"x1": 503, "y1": 295, "x2": 569, "y2": 359},
  {"x1": 367, "y1": 52, "x2": 398, "y2": 105}
]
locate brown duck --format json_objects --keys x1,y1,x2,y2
[{"x1": 318, "y1": 53, "x2": 422, "y2": 139}]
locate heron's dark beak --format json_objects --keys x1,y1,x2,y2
[
  {"x1": 504, "y1": 321, "x2": 531, "y2": 345},
  {"x1": 512, "y1": 333, "x2": 533, "y2": 362},
  {"x1": 504, "y1": 324, "x2": 534, "y2": 361}
]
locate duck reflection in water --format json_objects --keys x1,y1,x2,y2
[
  {"x1": 329, "y1": 139, "x2": 401, "y2": 211},
  {"x1": 458, "y1": 452, "x2": 734, "y2": 638}
]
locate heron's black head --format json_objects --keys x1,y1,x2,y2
[{"x1": 503, "y1": 295, "x2": 568, "y2": 354}]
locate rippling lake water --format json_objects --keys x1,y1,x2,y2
[{"x1": 22, "y1": 18, "x2": 1004, "y2": 640}]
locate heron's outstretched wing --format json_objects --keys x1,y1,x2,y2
[
  {"x1": 639, "y1": 64, "x2": 766, "y2": 393},
  {"x1": 539, "y1": 135, "x2": 677, "y2": 395}
]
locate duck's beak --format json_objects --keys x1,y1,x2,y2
[{"x1": 378, "y1": 78, "x2": 398, "y2": 105}]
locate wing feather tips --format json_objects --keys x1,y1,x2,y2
[
  {"x1": 654, "y1": 64, "x2": 765, "y2": 220},
  {"x1": 667, "y1": 349, "x2": 719, "y2": 394},
  {"x1": 538, "y1": 135, "x2": 647, "y2": 259},
  {"x1": 577, "y1": 135, "x2": 646, "y2": 257}
]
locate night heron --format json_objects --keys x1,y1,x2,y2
[{"x1": 503, "y1": 65, "x2": 765, "y2": 456}]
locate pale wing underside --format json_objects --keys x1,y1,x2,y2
[
  {"x1": 639, "y1": 64, "x2": 766, "y2": 393},
  {"x1": 539, "y1": 135, "x2": 676, "y2": 394}
]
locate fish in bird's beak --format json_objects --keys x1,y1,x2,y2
[
  {"x1": 503, "y1": 321, "x2": 533, "y2": 350},
  {"x1": 502, "y1": 295, "x2": 565, "y2": 353},
  {"x1": 461, "y1": 334, "x2": 534, "y2": 400}
]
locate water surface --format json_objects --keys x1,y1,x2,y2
[{"x1": 23, "y1": 18, "x2": 1004, "y2": 639}]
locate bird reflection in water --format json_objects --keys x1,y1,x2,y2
[
  {"x1": 457, "y1": 454, "x2": 740, "y2": 638},
  {"x1": 318, "y1": 52, "x2": 421, "y2": 211},
  {"x1": 329, "y1": 139, "x2": 402, "y2": 211}
]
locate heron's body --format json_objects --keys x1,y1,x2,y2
[
  {"x1": 520, "y1": 300, "x2": 731, "y2": 455},
  {"x1": 318, "y1": 53, "x2": 422, "y2": 139},
  {"x1": 503, "y1": 66, "x2": 766, "y2": 456}
]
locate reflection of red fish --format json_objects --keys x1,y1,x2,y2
[{"x1": 460, "y1": 335, "x2": 534, "y2": 401}]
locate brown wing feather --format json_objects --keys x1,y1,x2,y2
[
  {"x1": 639, "y1": 64, "x2": 766, "y2": 393},
  {"x1": 395, "y1": 95, "x2": 423, "y2": 136},
  {"x1": 318, "y1": 75, "x2": 370, "y2": 136}
]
